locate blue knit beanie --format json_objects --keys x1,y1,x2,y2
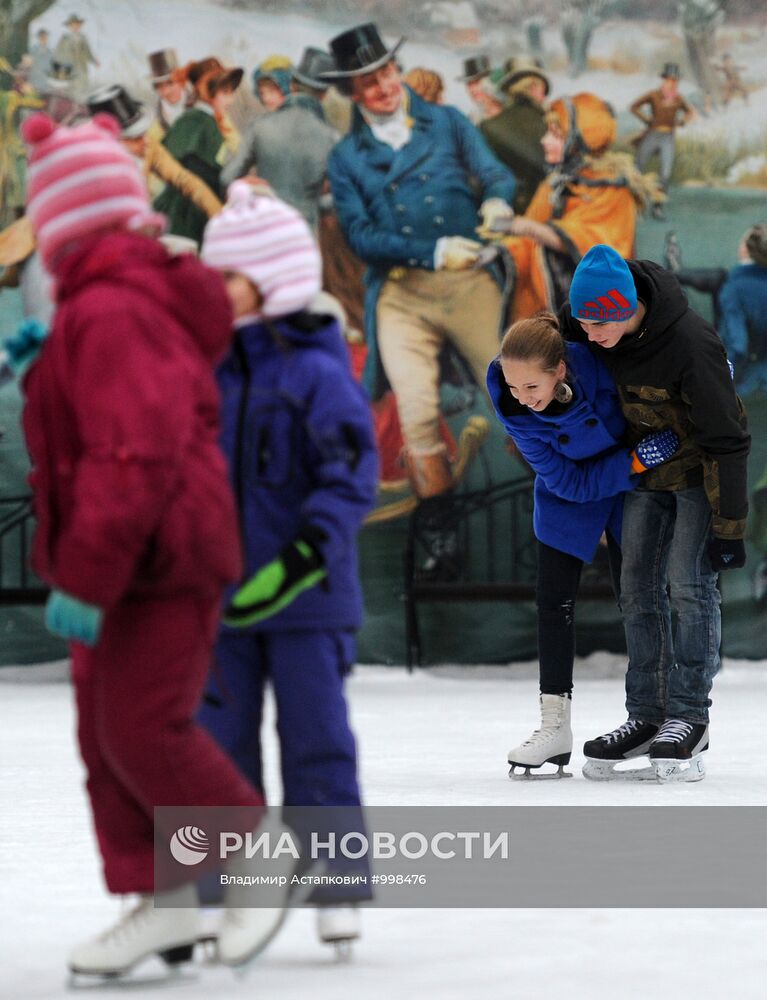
[{"x1": 569, "y1": 244, "x2": 637, "y2": 321}]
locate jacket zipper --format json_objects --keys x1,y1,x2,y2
[{"x1": 232, "y1": 336, "x2": 251, "y2": 557}]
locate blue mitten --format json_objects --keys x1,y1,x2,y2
[
  {"x1": 2, "y1": 318, "x2": 48, "y2": 376},
  {"x1": 45, "y1": 590, "x2": 104, "y2": 647},
  {"x1": 631, "y1": 429, "x2": 679, "y2": 473}
]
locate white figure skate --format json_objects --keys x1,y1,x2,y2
[
  {"x1": 67, "y1": 885, "x2": 200, "y2": 984},
  {"x1": 317, "y1": 904, "x2": 360, "y2": 961},
  {"x1": 507, "y1": 693, "x2": 573, "y2": 779}
]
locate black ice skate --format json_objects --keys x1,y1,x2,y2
[
  {"x1": 581, "y1": 718, "x2": 659, "y2": 781},
  {"x1": 649, "y1": 719, "x2": 709, "y2": 783}
]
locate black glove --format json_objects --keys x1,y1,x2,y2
[{"x1": 708, "y1": 537, "x2": 746, "y2": 572}]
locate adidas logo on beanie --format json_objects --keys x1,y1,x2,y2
[{"x1": 569, "y1": 244, "x2": 637, "y2": 322}]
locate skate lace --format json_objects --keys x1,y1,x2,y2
[
  {"x1": 96, "y1": 896, "x2": 153, "y2": 944},
  {"x1": 655, "y1": 719, "x2": 693, "y2": 743},
  {"x1": 521, "y1": 724, "x2": 563, "y2": 747},
  {"x1": 601, "y1": 719, "x2": 642, "y2": 745}
]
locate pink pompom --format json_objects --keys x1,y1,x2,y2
[
  {"x1": 91, "y1": 113, "x2": 122, "y2": 138},
  {"x1": 227, "y1": 179, "x2": 255, "y2": 207},
  {"x1": 21, "y1": 113, "x2": 56, "y2": 145}
]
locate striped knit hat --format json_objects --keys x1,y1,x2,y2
[
  {"x1": 201, "y1": 180, "x2": 321, "y2": 318},
  {"x1": 22, "y1": 112, "x2": 164, "y2": 271}
]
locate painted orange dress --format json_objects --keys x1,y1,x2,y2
[{"x1": 502, "y1": 93, "x2": 658, "y2": 320}]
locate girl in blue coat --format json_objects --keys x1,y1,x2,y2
[
  {"x1": 486, "y1": 312, "x2": 677, "y2": 777},
  {"x1": 198, "y1": 182, "x2": 379, "y2": 946}
]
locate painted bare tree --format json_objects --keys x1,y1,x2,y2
[
  {"x1": 560, "y1": 0, "x2": 625, "y2": 77},
  {"x1": 0, "y1": 0, "x2": 58, "y2": 66},
  {"x1": 679, "y1": 0, "x2": 728, "y2": 112}
]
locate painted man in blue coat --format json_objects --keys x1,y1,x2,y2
[{"x1": 324, "y1": 23, "x2": 516, "y2": 525}]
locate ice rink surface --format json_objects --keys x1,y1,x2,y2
[{"x1": 1, "y1": 657, "x2": 766, "y2": 999}]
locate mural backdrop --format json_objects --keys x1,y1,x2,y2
[{"x1": 1, "y1": 0, "x2": 765, "y2": 664}]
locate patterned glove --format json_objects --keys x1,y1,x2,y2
[
  {"x1": 45, "y1": 590, "x2": 104, "y2": 647},
  {"x1": 2, "y1": 318, "x2": 48, "y2": 377},
  {"x1": 630, "y1": 429, "x2": 679, "y2": 473},
  {"x1": 223, "y1": 533, "x2": 327, "y2": 628},
  {"x1": 708, "y1": 537, "x2": 746, "y2": 572}
]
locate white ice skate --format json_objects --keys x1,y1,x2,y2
[
  {"x1": 67, "y1": 885, "x2": 200, "y2": 984},
  {"x1": 217, "y1": 815, "x2": 295, "y2": 970},
  {"x1": 649, "y1": 719, "x2": 709, "y2": 783},
  {"x1": 507, "y1": 693, "x2": 573, "y2": 780},
  {"x1": 317, "y1": 904, "x2": 360, "y2": 961}
]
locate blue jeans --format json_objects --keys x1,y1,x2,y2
[{"x1": 620, "y1": 486, "x2": 721, "y2": 725}]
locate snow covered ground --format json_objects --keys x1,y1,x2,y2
[{"x1": 2, "y1": 657, "x2": 766, "y2": 999}]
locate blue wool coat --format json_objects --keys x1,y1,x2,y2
[
  {"x1": 328, "y1": 87, "x2": 516, "y2": 395},
  {"x1": 486, "y1": 342, "x2": 637, "y2": 562},
  {"x1": 216, "y1": 312, "x2": 378, "y2": 630}
]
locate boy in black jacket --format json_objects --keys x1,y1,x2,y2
[{"x1": 561, "y1": 244, "x2": 750, "y2": 783}]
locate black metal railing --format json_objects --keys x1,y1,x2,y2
[
  {"x1": 404, "y1": 478, "x2": 614, "y2": 667},
  {"x1": 0, "y1": 495, "x2": 48, "y2": 604}
]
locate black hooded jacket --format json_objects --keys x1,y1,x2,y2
[{"x1": 561, "y1": 258, "x2": 750, "y2": 540}]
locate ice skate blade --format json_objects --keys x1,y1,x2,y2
[
  {"x1": 221, "y1": 907, "x2": 290, "y2": 976},
  {"x1": 67, "y1": 960, "x2": 197, "y2": 990},
  {"x1": 652, "y1": 755, "x2": 706, "y2": 783},
  {"x1": 328, "y1": 938, "x2": 355, "y2": 963},
  {"x1": 582, "y1": 758, "x2": 656, "y2": 781},
  {"x1": 508, "y1": 763, "x2": 573, "y2": 780}
]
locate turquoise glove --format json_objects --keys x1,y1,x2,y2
[
  {"x1": 223, "y1": 536, "x2": 327, "y2": 628},
  {"x1": 2, "y1": 318, "x2": 48, "y2": 377},
  {"x1": 45, "y1": 590, "x2": 104, "y2": 647}
]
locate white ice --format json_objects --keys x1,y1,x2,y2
[{"x1": 1, "y1": 655, "x2": 766, "y2": 999}]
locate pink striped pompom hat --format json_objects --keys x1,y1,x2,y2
[
  {"x1": 200, "y1": 179, "x2": 321, "y2": 318},
  {"x1": 22, "y1": 112, "x2": 165, "y2": 271}
]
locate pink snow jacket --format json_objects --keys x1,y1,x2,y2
[{"x1": 22, "y1": 229, "x2": 243, "y2": 608}]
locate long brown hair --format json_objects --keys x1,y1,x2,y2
[{"x1": 500, "y1": 311, "x2": 566, "y2": 374}]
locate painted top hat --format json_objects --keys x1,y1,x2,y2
[
  {"x1": 292, "y1": 47, "x2": 337, "y2": 91},
  {"x1": 86, "y1": 84, "x2": 153, "y2": 139},
  {"x1": 321, "y1": 23, "x2": 404, "y2": 86},
  {"x1": 456, "y1": 54, "x2": 490, "y2": 83},
  {"x1": 661, "y1": 62, "x2": 681, "y2": 80},
  {"x1": 64, "y1": 14, "x2": 85, "y2": 27},
  {"x1": 148, "y1": 49, "x2": 179, "y2": 85},
  {"x1": 498, "y1": 56, "x2": 550, "y2": 95}
]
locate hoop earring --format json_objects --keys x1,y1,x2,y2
[{"x1": 554, "y1": 380, "x2": 573, "y2": 404}]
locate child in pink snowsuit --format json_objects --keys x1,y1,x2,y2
[{"x1": 20, "y1": 112, "x2": 280, "y2": 979}]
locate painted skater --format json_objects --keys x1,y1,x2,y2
[
  {"x1": 630, "y1": 64, "x2": 693, "y2": 220},
  {"x1": 487, "y1": 312, "x2": 678, "y2": 778},
  {"x1": 563, "y1": 245, "x2": 750, "y2": 782},
  {"x1": 198, "y1": 181, "x2": 378, "y2": 951}
]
